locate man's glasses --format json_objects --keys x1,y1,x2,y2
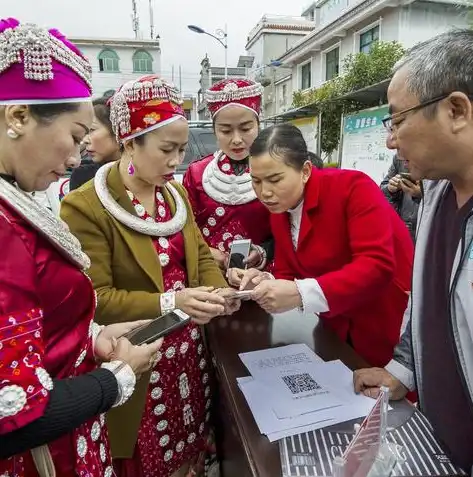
[{"x1": 382, "y1": 94, "x2": 450, "y2": 133}]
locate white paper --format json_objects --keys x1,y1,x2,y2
[
  {"x1": 237, "y1": 360, "x2": 376, "y2": 442},
  {"x1": 239, "y1": 343, "x2": 323, "y2": 380},
  {"x1": 258, "y1": 363, "x2": 346, "y2": 418}
]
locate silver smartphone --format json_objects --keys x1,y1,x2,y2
[
  {"x1": 228, "y1": 239, "x2": 252, "y2": 269},
  {"x1": 224, "y1": 289, "x2": 253, "y2": 300},
  {"x1": 125, "y1": 309, "x2": 191, "y2": 345}
]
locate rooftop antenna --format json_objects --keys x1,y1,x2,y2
[
  {"x1": 149, "y1": 0, "x2": 155, "y2": 39},
  {"x1": 131, "y1": 0, "x2": 140, "y2": 39}
]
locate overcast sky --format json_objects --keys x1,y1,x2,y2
[{"x1": 3, "y1": 0, "x2": 308, "y2": 94}]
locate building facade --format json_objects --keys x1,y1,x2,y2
[
  {"x1": 183, "y1": 95, "x2": 198, "y2": 121},
  {"x1": 245, "y1": 15, "x2": 315, "y2": 118},
  {"x1": 197, "y1": 55, "x2": 247, "y2": 120},
  {"x1": 70, "y1": 37, "x2": 161, "y2": 98},
  {"x1": 271, "y1": 0, "x2": 469, "y2": 116}
]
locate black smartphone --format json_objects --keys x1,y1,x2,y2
[
  {"x1": 400, "y1": 172, "x2": 416, "y2": 185},
  {"x1": 125, "y1": 309, "x2": 191, "y2": 345},
  {"x1": 228, "y1": 239, "x2": 252, "y2": 269}
]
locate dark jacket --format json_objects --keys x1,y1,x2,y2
[
  {"x1": 69, "y1": 162, "x2": 102, "y2": 191},
  {"x1": 380, "y1": 155, "x2": 421, "y2": 241}
]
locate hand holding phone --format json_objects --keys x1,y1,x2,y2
[
  {"x1": 399, "y1": 172, "x2": 416, "y2": 186},
  {"x1": 228, "y1": 239, "x2": 252, "y2": 269},
  {"x1": 224, "y1": 289, "x2": 253, "y2": 300}
]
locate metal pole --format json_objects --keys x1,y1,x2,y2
[
  {"x1": 179, "y1": 65, "x2": 182, "y2": 93},
  {"x1": 224, "y1": 24, "x2": 228, "y2": 79}
]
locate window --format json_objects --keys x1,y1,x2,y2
[
  {"x1": 281, "y1": 84, "x2": 287, "y2": 105},
  {"x1": 197, "y1": 132, "x2": 217, "y2": 156},
  {"x1": 300, "y1": 62, "x2": 311, "y2": 90},
  {"x1": 325, "y1": 48, "x2": 339, "y2": 81},
  {"x1": 98, "y1": 49, "x2": 119, "y2": 72},
  {"x1": 133, "y1": 50, "x2": 153, "y2": 73},
  {"x1": 359, "y1": 25, "x2": 379, "y2": 54}
]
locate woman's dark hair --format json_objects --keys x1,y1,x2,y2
[
  {"x1": 92, "y1": 97, "x2": 114, "y2": 138},
  {"x1": 250, "y1": 123, "x2": 310, "y2": 171},
  {"x1": 308, "y1": 151, "x2": 323, "y2": 169},
  {"x1": 29, "y1": 102, "x2": 80, "y2": 123}
]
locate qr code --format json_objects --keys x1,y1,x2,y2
[{"x1": 282, "y1": 373, "x2": 322, "y2": 394}]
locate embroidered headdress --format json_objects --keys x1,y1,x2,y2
[
  {"x1": 204, "y1": 78, "x2": 263, "y2": 119},
  {"x1": 109, "y1": 74, "x2": 186, "y2": 142},
  {"x1": 0, "y1": 17, "x2": 92, "y2": 104}
]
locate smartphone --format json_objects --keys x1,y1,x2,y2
[
  {"x1": 224, "y1": 289, "x2": 253, "y2": 300},
  {"x1": 400, "y1": 172, "x2": 415, "y2": 184},
  {"x1": 228, "y1": 239, "x2": 252, "y2": 269},
  {"x1": 125, "y1": 309, "x2": 191, "y2": 345}
]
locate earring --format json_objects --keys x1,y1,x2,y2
[
  {"x1": 6, "y1": 128, "x2": 19, "y2": 139},
  {"x1": 127, "y1": 159, "x2": 135, "y2": 176}
]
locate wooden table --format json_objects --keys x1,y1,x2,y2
[{"x1": 206, "y1": 303, "x2": 382, "y2": 477}]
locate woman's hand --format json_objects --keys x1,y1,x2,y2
[
  {"x1": 213, "y1": 287, "x2": 242, "y2": 315},
  {"x1": 227, "y1": 267, "x2": 273, "y2": 290},
  {"x1": 94, "y1": 320, "x2": 152, "y2": 362},
  {"x1": 175, "y1": 286, "x2": 226, "y2": 324},
  {"x1": 252, "y1": 279, "x2": 302, "y2": 314},
  {"x1": 209, "y1": 247, "x2": 229, "y2": 271},
  {"x1": 110, "y1": 337, "x2": 164, "y2": 375}
]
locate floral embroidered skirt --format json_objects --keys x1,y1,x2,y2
[{"x1": 113, "y1": 323, "x2": 217, "y2": 477}]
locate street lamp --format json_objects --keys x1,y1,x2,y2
[{"x1": 188, "y1": 24, "x2": 228, "y2": 78}]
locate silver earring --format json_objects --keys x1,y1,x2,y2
[{"x1": 7, "y1": 128, "x2": 19, "y2": 139}]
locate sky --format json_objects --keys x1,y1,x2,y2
[{"x1": 2, "y1": 0, "x2": 309, "y2": 95}]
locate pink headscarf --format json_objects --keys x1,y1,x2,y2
[{"x1": 0, "y1": 18, "x2": 92, "y2": 104}]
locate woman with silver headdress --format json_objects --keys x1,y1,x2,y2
[
  {"x1": 0, "y1": 18, "x2": 162, "y2": 477},
  {"x1": 61, "y1": 74, "x2": 240, "y2": 477}
]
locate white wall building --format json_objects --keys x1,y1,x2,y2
[
  {"x1": 271, "y1": 0, "x2": 469, "y2": 116},
  {"x1": 245, "y1": 15, "x2": 315, "y2": 118},
  {"x1": 70, "y1": 37, "x2": 161, "y2": 98},
  {"x1": 196, "y1": 55, "x2": 247, "y2": 120}
]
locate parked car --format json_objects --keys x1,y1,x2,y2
[{"x1": 174, "y1": 121, "x2": 217, "y2": 182}]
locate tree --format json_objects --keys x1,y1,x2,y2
[{"x1": 292, "y1": 41, "x2": 405, "y2": 155}]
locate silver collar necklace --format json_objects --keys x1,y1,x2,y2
[
  {"x1": 94, "y1": 162, "x2": 187, "y2": 237},
  {"x1": 202, "y1": 150, "x2": 256, "y2": 206},
  {"x1": 0, "y1": 178, "x2": 90, "y2": 270}
]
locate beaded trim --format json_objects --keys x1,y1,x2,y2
[
  {"x1": 202, "y1": 150, "x2": 256, "y2": 206},
  {"x1": 0, "y1": 22, "x2": 92, "y2": 89},
  {"x1": 204, "y1": 81, "x2": 264, "y2": 104},
  {"x1": 110, "y1": 77, "x2": 183, "y2": 142},
  {"x1": 0, "y1": 177, "x2": 90, "y2": 270},
  {"x1": 94, "y1": 162, "x2": 187, "y2": 237}
]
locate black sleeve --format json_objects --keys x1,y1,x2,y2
[
  {"x1": 260, "y1": 237, "x2": 275, "y2": 263},
  {"x1": 380, "y1": 156, "x2": 402, "y2": 208},
  {"x1": 0, "y1": 368, "x2": 118, "y2": 459}
]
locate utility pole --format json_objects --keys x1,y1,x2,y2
[
  {"x1": 131, "y1": 0, "x2": 139, "y2": 39},
  {"x1": 149, "y1": 0, "x2": 155, "y2": 39}
]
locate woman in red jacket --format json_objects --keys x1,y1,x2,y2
[{"x1": 229, "y1": 123, "x2": 414, "y2": 367}]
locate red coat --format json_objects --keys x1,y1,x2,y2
[{"x1": 272, "y1": 168, "x2": 414, "y2": 367}]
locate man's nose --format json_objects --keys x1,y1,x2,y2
[{"x1": 386, "y1": 132, "x2": 396, "y2": 150}]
